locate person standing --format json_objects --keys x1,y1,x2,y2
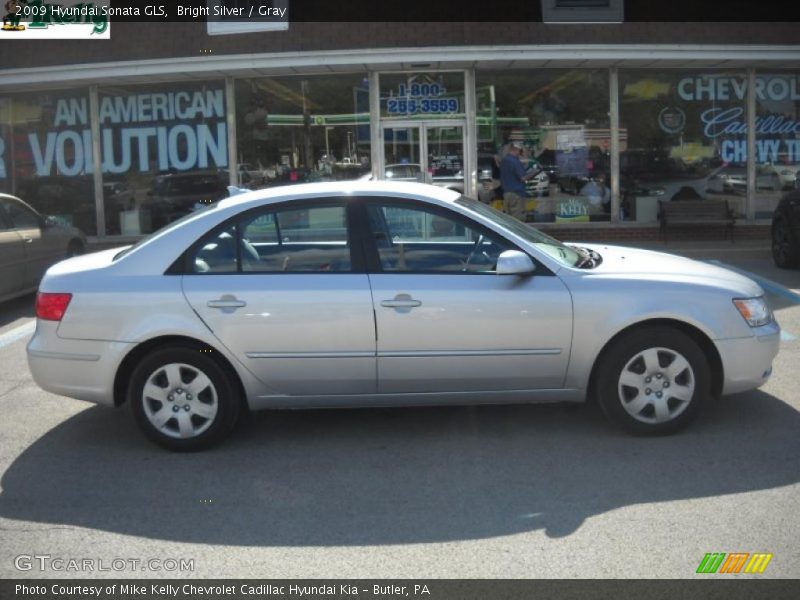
[{"x1": 500, "y1": 142, "x2": 540, "y2": 221}]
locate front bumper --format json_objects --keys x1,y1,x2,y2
[
  {"x1": 27, "y1": 321, "x2": 133, "y2": 406},
  {"x1": 715, "y1": 320, "x2": 781, "y2": 395}
]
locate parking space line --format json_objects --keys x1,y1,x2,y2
[{"x1": 0, "y1": 321, "x2": 35, "y2": 349}]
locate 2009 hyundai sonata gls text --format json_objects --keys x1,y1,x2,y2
[{"x1": 27, "y1": 182, "x2": 780, "y2": 450}]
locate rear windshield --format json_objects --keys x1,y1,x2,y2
[{"x1": 112, "y1": 203, "x2": 217, "y2": 261}]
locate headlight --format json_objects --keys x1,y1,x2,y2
[{"x1": 733, "y1": 297, "x2": 772, "y2": 327}]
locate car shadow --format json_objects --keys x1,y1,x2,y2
[
  {"x1": 0, "y1": 293, "x2": 35, "y2": 330},
  {"x1": 0, "y1": 392, "x2": 798, "y2": 546}
]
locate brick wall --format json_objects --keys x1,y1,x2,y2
[{"x1": 7, "y1": 22, "x2": 800, "y2": 70}]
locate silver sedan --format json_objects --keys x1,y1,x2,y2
[{"x1": 27, "y1": 182, "x2": 780, "y2": 450}]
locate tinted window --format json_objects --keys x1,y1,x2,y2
[
  {"x1": 4, "y1": 199, "x2": 41, "y2": 229},
  {"x1": 0, "y1": 204, "x2": 11, "y2": 231}
]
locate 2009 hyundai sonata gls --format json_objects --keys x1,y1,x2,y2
[{"x1": 27, "y1": 181, "x2": 780, "y2": 450}]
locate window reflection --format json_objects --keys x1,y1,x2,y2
[
  {"x1": 475, "y1": 70, "x2": 611, "y2": 223},
  {"x1": 235, "y1": 75, "x2": 372, "y2": 189},
  {"x1": 619, "y1": 71, "x2": 747, "y2": 223}
]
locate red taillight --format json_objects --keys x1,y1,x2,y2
[{"x1": 35, "y1": 292, "x2": 73, "y2": 321}]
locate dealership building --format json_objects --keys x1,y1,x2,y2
[{"x1": 1, "y1": 2, "x2": 799, "y2": 242}]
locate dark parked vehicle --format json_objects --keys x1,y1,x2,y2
[
  {"x1": 16, "y1": 176, "x2": 96, "y2": 236},
  {"x1": 772, "y1": 190, "x2": 800, "y2": 268},
  {"x1": 145, "y1": 171, "x2": 228, "y2": 229}
]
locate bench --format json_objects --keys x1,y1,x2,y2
[{"x1": 658, "y1": 199, "x2": 736, "y2": 242}]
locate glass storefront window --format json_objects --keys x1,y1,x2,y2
[
  {"x1": 235, "y1": 74, "x2": 371, "y2": 188},
  {"x1": 380, "y1": 72, "x2": 465, "y2": 121},
  {"x1": 98, "y1": 81, "x2": 228, "y2": 235},
  {"x1": 0, "y1": 90, "x2": 98, "y2": 236},
  {"x1": 475, "y1": 70, "x2": 610, "y2": 223},
  {"x1": 619, "y1": 70, "x2": 747, "y2": 223},
  {"x1": 378, "y1": 73, "x2": 467, "y2": 192},
  {"x1": 754, "y1": 72, "x2": 800, "y2": 219}
]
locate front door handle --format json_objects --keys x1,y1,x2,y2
[
  {"x1": 381, "y1": 293, "x2": 422, "y2": 309},
  {"x1": 207, "y1": 295, "x2": 247, "y2": 309}
]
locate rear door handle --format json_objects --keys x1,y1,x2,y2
[
  {"x1": 207, "y1": 296, "x2": 247, "y2": 309},
  {"x1": 381, "y1": 294, "x2": 422, "y2": 309}
]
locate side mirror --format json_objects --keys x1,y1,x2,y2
[
  {"x1": 43, "y1": 215, "x2": 57, "y2": 228},
  {"x1": 496, "y1": 250, "x2": 536, "y2": 276}
]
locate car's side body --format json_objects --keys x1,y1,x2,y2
[
  {"x1": 28, "y1": 182, "x2": 778, "y2": 424},
  {"x1": 0, "y1": 193, "x2": 86, "y2": 304}
]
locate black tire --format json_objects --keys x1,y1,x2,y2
[
  {"x1": 772, "y1": 218, "x2": 800, "y2": 269},
  {"x1": 66, "y1": 239, "x2": 84, "y2": 258},
  {"x1": 128, "y1": 345, "x2": 241, "y2": 451},
  {"x1": 595, "y1": 327, "x2": 710, "y2": 435}
]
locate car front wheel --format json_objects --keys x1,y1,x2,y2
[
  {"x1": 595, "y1": 327, "x2": 710, "y2": 435},
  {"x1": 129, "y1": 345, "x2": 241, "y2": 451}
]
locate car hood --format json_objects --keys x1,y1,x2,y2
[{"x1": 573, "y1": 244, "x2": 764, "y2": 297}]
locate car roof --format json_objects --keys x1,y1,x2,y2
[
  {"x1": 0, "y1": 193, "x2": 40, "y2": 214},
  {"x1": 217, "y1": 181, "x2": 461, "y2": 210}
]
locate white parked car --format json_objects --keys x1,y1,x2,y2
[
  {"x1": 707, "y1": 165, "x2": 796, "y2": 194},
  {"x1": 758, "y1": 164, "x2": 800, "y2": 191},
  {"x1": 524, "y1": 161, "x2": 551, "y2": 197},
  {"x1": 27, "y1": 182, "x2": 780, "y2": 450}
]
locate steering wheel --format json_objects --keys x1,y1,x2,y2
[
  {"x1": 462, "y1": 234, "x2": 486, "y2": 271},
  {"x1": 240, "y1": 237, "x2": 261, "y2": 267}
]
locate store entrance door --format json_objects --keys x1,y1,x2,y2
[{"x1": 380, "y1": 120, "x2": 466, "y2": 194}]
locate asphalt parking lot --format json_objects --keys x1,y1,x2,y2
[{"x1": 0, "y1": 242, "x2": 798, "y2": 579}]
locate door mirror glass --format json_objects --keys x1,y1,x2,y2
[{"x1": 496, "y1": 250, "x2": 535, "y2": 276}]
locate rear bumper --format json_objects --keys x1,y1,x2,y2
[
  {"x1": 26, "y1": 321, "x2": 132, "y2": 406},
  {"x1": 715, "y1": 321, "x2": 781, "y2": 395}
]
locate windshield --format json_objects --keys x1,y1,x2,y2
[
  {"x1": 455, "y1": 196, "x2": 581, "y2": 267},
  {"x1": 112, "y1": 202, "x2": 218, "y2": 261}
]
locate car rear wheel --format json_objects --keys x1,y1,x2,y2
[
  {"x1": 595, "y1": 327, "x2": 710, "y2": 435},
  {"x1": 129, "y1": 345, "x2": 240, "y2": 451},
  {"x1": 772, "y1": 218, "x2": 799, "y2": 269}
]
